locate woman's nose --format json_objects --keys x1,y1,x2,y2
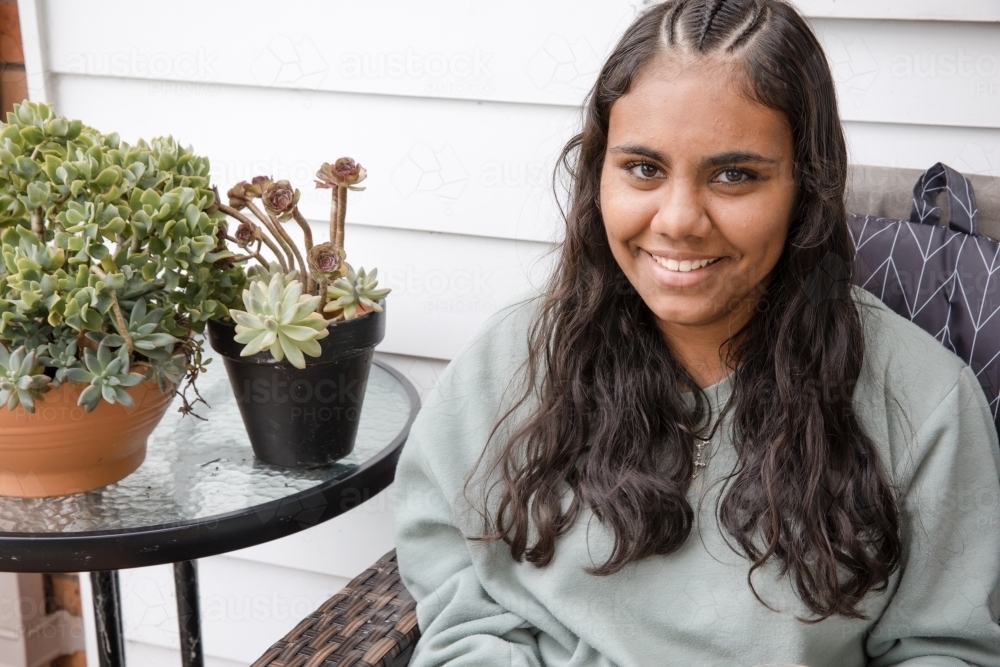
[{"x1": 648, "y1": 179, "x2": 712, "y2": 239}]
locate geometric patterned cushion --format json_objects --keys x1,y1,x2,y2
[{"x1": 849, "y1": 162, "x2": 1000, "y2": 431}]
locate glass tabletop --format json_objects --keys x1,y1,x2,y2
[{"x1": 0, "y1": 347, "x2": 416, "y2": 535}]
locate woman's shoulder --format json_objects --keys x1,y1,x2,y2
[
  {"x1": 850, "y1": 284, "x2": 970, "y2": 399},
  {"x1": 849, "y1": 284, "x2": 996, "y2": 478},
  {"x1": 394, "y1": 292, "x2": 543, "y2": 501},
  {"x1": 413, "y1": 290, "x2": 543, "y2": 439},
  {"x1": 433, "y1": 290, "x2": 542, "y2": 390}
]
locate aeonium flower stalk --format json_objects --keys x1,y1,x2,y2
[
  {"x1": 308, "y1": 242, "x2": 347, "y2": 313},
  {"x1": 316, "y1": 157, "x2": 367, "y2": 253}
]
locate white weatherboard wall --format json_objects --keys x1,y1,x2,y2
[{"x1": 14, "y1": 0, "x2": 1000, "y2": 663}]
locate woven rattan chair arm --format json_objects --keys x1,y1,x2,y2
[{"x1": 251, "y1": 549, "x2": 419, "y2": 667}]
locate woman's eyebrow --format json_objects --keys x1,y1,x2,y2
[
  {"x1": 609, "y1": 144, "x2": 779, "y2": 169},
  {"x1": 609, "y1": 143, "x2": 668, "y2": 164},
  {"x1": 699, "y1": 151, "x2": 779, "y2": 169}
]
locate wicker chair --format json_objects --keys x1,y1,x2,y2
[
  {"x1": 251, "y1": 164, "x2": 1000, "y2": 667},
  {"x1": 250, "y1": 550, "x2": 417, "y2": 667}
]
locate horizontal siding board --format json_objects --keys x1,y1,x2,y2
[
  {"x1": 126, "y1": 642, "x2": 244, "y2": 667},
  {"x1": 244, "y1": 217, "x2": 553, "y2": 360},
  {"x1": 116, "y1": 557, "x2": 349, "y2": 664},
  {"x1": 790, "y1": 0, "x2": 1000, "y2": 21},
  {"x1": 53, "y1": 73, "x2": 572, "y2": 243},
  {"x1": 843, "y1": 120, "x2": 1000, "y2": 176},
  {"x1": 227, "y1": 488, "x2": 397, "y2": 578},
  {"x1": 813, "y1": 18, "x2": 1000, "y2": 129},
  {"x1": 42, "y1": 2, "x2": 1000, "y2": 128},
  {"x1": 301, "y1": 223, "x2": 553, "y2": 360},
  {"x1": 43, "y1": 0, "x2": 630, "y2": 107}
]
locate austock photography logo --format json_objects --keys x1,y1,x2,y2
[
  {"x1": 231, "y1": 372, "x2": 366, "y2": 425},
  {"x1": 338, "y1": 47, "x2": 496, "y2": 97},
  {"x1": 891, "y1": 48, "x2": 999, "y2": 97},
  {"x1": 822, "y1": 34, "x2": 879, "y2": 109},
  {"x1": 382, "y1": 263, "x2": 497, "y2": 315},
  {"x1": 526, "y1": 34, "x2": 602, "y2": 97},
  {"x1": 63, "y1": 48, "x2": 221, "y2": 98},
  {"x1": 63, "y1": 48, "x2": 219, "y2": 80},
  {"x1": 250, "y1": 35, "x2": 328, "y2": 90},
  {"x1": 391, "y1": 143, "x2": 469, "y2": 215},
  {"x1": 122, "y1": 572, "x2": 174, "y2": 637}
]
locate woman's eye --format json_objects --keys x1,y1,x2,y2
[
  {"x1": 715, "y1": 168, "x2": 754, "y2": 186},
  {"x1": 626, "y1": 161, "x2": 660, "y2": 180}
]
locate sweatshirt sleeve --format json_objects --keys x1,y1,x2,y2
[
  {"x1": 866, "y1": 364, "x2": 1000, "y2": 667},
  {"x1": 392, "y1": 305, "x2": 544, "y2": 667}
]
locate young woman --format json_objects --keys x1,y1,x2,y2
[{"x1": 393, "y1": 1, "x2": 1000, "y2": 665}]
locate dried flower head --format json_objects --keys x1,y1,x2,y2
[
  {"x1": 227, "y1": 181, "x2": 252, "y2": 210},
  {"x1": 315, "y1": 158, "x2": 367, "y2": 191},
  {"x1": 262, "y1": 180, "x2": 300, "y2": 217},
  {"x1": 308, "y1": 242, "x2": 346, "y2": 278},
  {"x1": 234, "y1": 221, "x2": 259, "y2": 248}
]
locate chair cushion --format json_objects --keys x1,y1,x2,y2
[
  {"x1": 849, "y1": 162, "x2": 1000, "y2": 432},
  {"x1": 847, "y1": 164, "x2": 1000, "y2": 240}
]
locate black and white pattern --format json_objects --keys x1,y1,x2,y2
[{"x1": 849, "y1": 162, "x2": 1000, "y2": 430}]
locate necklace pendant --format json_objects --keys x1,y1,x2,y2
[{"x1": 691, "y1": 437, "x2": 709, "y2": 481}]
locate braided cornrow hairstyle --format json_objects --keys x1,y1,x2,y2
[{"x1": 472, "y1": 0, "x2": 901, "y2": 622}]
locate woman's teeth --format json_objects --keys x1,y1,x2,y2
[{"x1": 650, "y1": 254, "x2": 721, "y2": 272}]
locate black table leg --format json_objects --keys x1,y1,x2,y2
[
  {"x1": 90, "y1": 570, "x2": 126, "y2": 667},
  {"x1": 174, "y1": 560, "x2": 204, "y2": 667}
]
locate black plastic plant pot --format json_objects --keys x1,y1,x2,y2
[{"x1": 206, "y1": 303, "x2": 386, "y2": 469}]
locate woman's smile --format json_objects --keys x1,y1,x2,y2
[{"x1": 642, "y1": 248, "x2": 727, "y2": 288}]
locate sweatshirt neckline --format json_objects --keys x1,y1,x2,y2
[{"x1": 679, "y1": 368, "x2": 736, "y2": 411}]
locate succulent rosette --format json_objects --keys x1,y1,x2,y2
[
  {"x1": 314, "y1": 158, "x2": 367, "y2": 191},
  {"x1": 308, "y1": 242, "x2": 346, "y2": 279},
  {"x1": 261, "y1": 180, "x2": 300, "y2": 220},
  {"x1": 229, "y1": 272, "x2": 330, "y2": 370}
]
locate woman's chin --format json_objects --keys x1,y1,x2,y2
[{"x1": 642, "y1": 297, "x2": 729, "y2": 330}]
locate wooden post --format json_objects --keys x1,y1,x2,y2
[{"x1": 0, "y1": 0, "x2": 27, "y2": 114}]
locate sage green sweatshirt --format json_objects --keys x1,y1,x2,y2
[{"x1": 393, "y1": 285, "x2": 1000, "y2": 667}]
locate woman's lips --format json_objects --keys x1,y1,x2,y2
[{"x1": 643, "y1": 249, "x2": 725, "y2": 287}]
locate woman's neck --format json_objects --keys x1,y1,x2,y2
[{"x1": 657, "y1": 297, "x2": 756, "y2": 390}]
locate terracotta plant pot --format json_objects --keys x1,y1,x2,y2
[{"x1": 0, "y1": 379, "x2": 174, "y2": 498}]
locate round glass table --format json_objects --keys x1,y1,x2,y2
[{"x1": 0, "y1": 351, "x2": 421, "y2": 667}]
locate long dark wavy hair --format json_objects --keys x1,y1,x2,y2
[{"x1": 470, "y1": 0, "x2": 902, "y2": 621}]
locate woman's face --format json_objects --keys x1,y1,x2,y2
[{"x1": 599, "y1": 56, "x2": 797, "y2": 343}]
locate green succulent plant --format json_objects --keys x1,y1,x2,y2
[
  {"x1": 64, "y1": 342, "x2": 147, "y2": 413},
  {"x1": 37, "y1": 337, "x2": 79, "y2": 386},
  {"x1": 0, "y1": 342, "x2": 51, "y2": 412},
  {"x1": 86, "y1": 297, "x2": 179, "y2": 361},
  {"x1": 245, "y1": 260, "x2": 299, "y2": 289},
  {"x1": 323, "y1": 266, "x2": 390, "y2": 321},
  {"x1": 229, "y1": 272, "x2": 329, "y2": 370},
  {"x1": 0, "y1": 101, "x2": 246, "y2": 413},
  {"x1": 215, "y1": 157, "x2": 390, "y2": 363}
]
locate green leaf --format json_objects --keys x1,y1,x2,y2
[{"x1": 94, "y1": 167, "x2": 120, "y2": 187}]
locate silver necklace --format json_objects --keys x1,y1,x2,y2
[
  {"x1": 692, "y1": 435, "x2": 711, "y2": 480},
  {"x1": 690, "y1": 414, "x2": 722, "y2": 481}
]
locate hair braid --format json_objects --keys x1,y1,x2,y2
[
  {"x1": 697, "y1": 0, "x2": 728, "y2": 50},
  {"x1": 663, "y1": 0, "x2": 688, "y2": 46},
  {"x1": 727, "y1": 2, "x2": 769, "y2": 51}
]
